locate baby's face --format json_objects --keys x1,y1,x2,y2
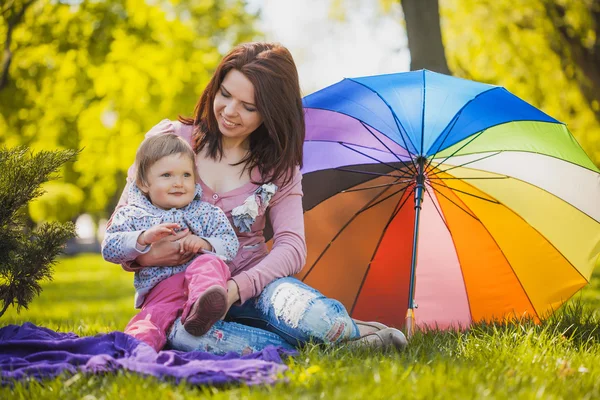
[{"x1": 140, "y1": 153, "x2": 196, "y2": 210}]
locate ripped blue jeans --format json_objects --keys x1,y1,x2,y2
[{"x1": 166, "y1": 277, "x2": 360, "y2": 355}]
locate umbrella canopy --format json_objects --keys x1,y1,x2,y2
[{"x1": 297, "y1": 70, "x2": 600, "y2": 331}]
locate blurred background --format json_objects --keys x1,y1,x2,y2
[{"x1": 1, "y1": 0, "x2": 599, "y2": 253}]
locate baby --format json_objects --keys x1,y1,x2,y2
[{"x1": 102, "y1": 134, "x2": 238, "y2": 351}]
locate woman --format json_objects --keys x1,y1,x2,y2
[{"x1": 117, "y1": 42, "x2": 407, "y2": 354}]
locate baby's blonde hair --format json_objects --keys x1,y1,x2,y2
[{"x1": 135, "y1": 134, "x2": 197, "y2": 188}]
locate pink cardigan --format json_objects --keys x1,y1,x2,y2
[{"x1": 116, "y1": 119, "x2": 307, "y2": 304}]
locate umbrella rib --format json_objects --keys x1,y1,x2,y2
[
  {"x1": 335, "y1": 167, "x2": 413, "y2": 179},
  {"x1": 428, "y1": 151, "x2": 502, "y2": 177},
  {"x1": 428, "y1": 185, "x2": 480, "y2": 221},
  {"x1": 428, "y1": 176, "x2": 509, "y2": 180},
  {"x1": 426, "y1": 130, "x2": 488, "y2": 172},
  {"x1": 423, "y1": 112, "x2": 462, "y2": 173},
  {"x1": 424, "y1": 185, "x2": 476, "y2": 325},
  {"x1": 389, "y1": 187, "x2": 416, "y2": 221},
  {"x1": 423, "y1": 185, "x2": 451, "y2": 232},
  {"x1": 428, "y1": 180, "x2": 501, "y2": 204},
  {"x1": 423, "y1": 86, "x2": 503, "y2": 157},
  {"x1": 359, "y1": 121, "x2": 416, "y2": 174},
  {"x1": 355, "y1": 183, "x2": 414, "y2": 216},
  {"x1": 341, "y1": 179, "x2": 415, "y2": 193},
  {"x1": 306, "y1": 138, "x2": 411, "y2": 156},
  {"x1": 425, "y1": 186, "x2": 476, "y2": 321},
  {"x1": 434, "y1": 174, "x2": 589, "y2": 320},
  {"x1": 392, "y1": 114, "x2": 419, "y2": 170},
  {"x1": 439, "y1": 148, "x2": 600, "y2": 175},
  {"x1": 434, "y1": 174, "x2": 593, "y2": 287},
  {"x1": 301, "y1": 182, "x2": 402, "y2": 282},
  {"x1": 430, "y1": 150, "x2": 600, "y2": 219},
  {"x1": 430, "y1": 178, "x2": 542, "y2": 323},
  {"x1": 339, "y1": 142, "x2": 409, "y2": 174},
  {"x1": 426, "y1": 176, "x2": 589, "y2": 317},
  {"x1": 346, "y1": 77, "x2": 420, "y2": 163},
  {"x1": 349, "y1": 191, "x2": 408, "y2": 316},
  {"x1": 471, "y1": 232, "x2": 541, "y2": 323},
  {"x1": 420, "y1": 69, "x2": 426, "y2": 155}
]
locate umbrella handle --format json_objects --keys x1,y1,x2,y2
[{"x1": 405, "y1": 308, "x2": 415, "y2": 339}]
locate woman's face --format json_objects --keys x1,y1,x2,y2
[{"x1": 213, "y1": 69, "x2": 264, "y2": 143}]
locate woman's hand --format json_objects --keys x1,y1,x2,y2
[
  {"x1": 221, "y1": 279, "x2": 240, "y2": 319},
  {"x1": 136, "y1": 228, "x2": 193, "y2": 267}
]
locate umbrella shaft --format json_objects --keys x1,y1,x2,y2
[{"x1": 407, "y1": 157, "x2": 426, "y2": 312}]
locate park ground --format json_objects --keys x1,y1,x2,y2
[{"x1": 1, "y1": 254, "x2": 599, "y2": 399}]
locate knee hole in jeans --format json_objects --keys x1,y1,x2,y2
[{"x1": 303, "y1": 298, "x2": 355, "y2": 344}]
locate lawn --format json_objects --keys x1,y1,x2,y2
[{"x1": 1, "y1": 254, "x2": 599, "y2": 399}]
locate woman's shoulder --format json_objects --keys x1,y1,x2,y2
[
  {"x1": 269, "y1": 166, "x2": 303, "y2": 205},
  {"x1": 276, "y1": 166, "x2": 302, "y2": 191},
  {"x1": 145, "y1": 118, "x2": 195, "y2": 145}
]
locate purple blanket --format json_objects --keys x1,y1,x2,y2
[{"x1": 0, "y1": 323, "x2": 294, "y2": 386}]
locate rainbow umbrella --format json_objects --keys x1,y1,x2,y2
[{"x1": 297, "y1": 70, "x2": 600, "y2": 335}]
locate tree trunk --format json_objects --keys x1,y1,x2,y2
[
  {"x1": 542, "y1": 1, "x2": 600, "y2": 124},
  {"x1": 400, "y1": 0, "x2": 451, "y2": 74},
  {"x1": 0, "y1": 1, "x2": 36, "y2": 91},
  {"x1": 1, "y1": 21, "x2": 15, "y2": 90}
]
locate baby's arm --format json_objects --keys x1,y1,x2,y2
[
  {"x1": 103, "y1": 216, "x2": 182, "y2": 264},
  {"x1": 101, "y1": 209, "x2": 150, "y2": 264},
  {"x1": 138, "y1": 223, "x2": 181, "y2": 246},
  {"x1": 188, "y1": 205, "x2": 239, "y2": 262},
  {"x1": 201, "y1": 207, "x2": 239, "y2": 262}
]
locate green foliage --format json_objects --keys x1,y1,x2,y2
[
  {"x1": 441, "y1": 0, "x2": 600, "y2": 166},
  {"x1": 0, "y1": 0, "x2": 260, "y2": 219},
  {"x1": 2, "y1": 254, "x2": 600, "y2": 399},
  {"x1": 0, "y1": 146, "x2": 77, "y2": 318},
  {"x1": 28, "y1": 181, "x2": 84, "y2": 223}
]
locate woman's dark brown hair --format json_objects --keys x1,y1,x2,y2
[{"x1": 179, "y1": 42, "x2": 305, "y2": 186}]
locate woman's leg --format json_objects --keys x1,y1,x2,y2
[
  {"x1": 167, "y1": 317, "x2": 295, "y2": 355},
  {"x1": 167, "y1": 276, "x2": 405, "y2": 354},
  {"x1": 226, "y1": 277, "x2": 360, "y2": 346},
  {"x1": 166, "y1": 257, "x2": 296, "y2": 355},
  {"x1": 124, "y1": 272, "x2": 186, "y2": 351}
]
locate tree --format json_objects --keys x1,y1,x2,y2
[
  {"x1": 542, "y1": 1, "x2": 600, "y2": 124},
  {"x1": 329, "y1": 0, "x2": 450, "y2": 73},
  {"x1": 0, "y1": 146, "x2": 77, "y2": 318},
  {"x1": 400, "y1": 0, "x2": 450, "y2": 73},
  {"x1": 441, "y1": 0, "x2": 600, "y2": 166},
  {"x1": 0, "y1": 0, "x2": 38, "y2": 90},
  {"x1": 0, "y1": 0, "x2": 260, "y2": 219}
]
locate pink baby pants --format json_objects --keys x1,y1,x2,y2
[{"x1": 124, "y1": 254, "x2": 231, "y2": 351}]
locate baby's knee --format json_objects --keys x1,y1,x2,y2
[{"x1": 187, "y1": 254, "x2": 230, "y2": 277}]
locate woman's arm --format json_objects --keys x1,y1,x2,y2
[
  {"x1": 231, "y1": 168, "x2": 307, "y2": 304},
  {"x1": 135, "y1": 229, "x2": 194, "y2": 267}
]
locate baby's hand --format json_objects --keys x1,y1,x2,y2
[
  {"x1": 138, "y1": 223, "x2": 180, "y2": 246},
  {"x1": 179, "y1": 235, "x2": 212, "y2": 254}
]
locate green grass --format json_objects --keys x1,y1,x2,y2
[{"x1": 2, "y1": 254, "x2": 600, "y2": 399}]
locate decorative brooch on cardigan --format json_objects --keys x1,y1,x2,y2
[{"x1": 231, "y1": 183, "x2": 278, "y2": 232}]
